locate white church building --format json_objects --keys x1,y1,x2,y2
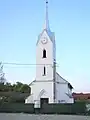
[{"x1": 25, "y1": 1, "x2": 74, "y2": 106}]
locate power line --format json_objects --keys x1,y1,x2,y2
[
  {"x1": 2, "y1": 62, "x2": 59, "y2": 67},
  {"x1": 3, "y1": 62, "x2": 51, "y2": 66}
]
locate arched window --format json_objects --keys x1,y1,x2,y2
[
  {"x1": 43, "y1": 49, "x2": 46, "y2": 58},
  {"x1": 43, "y1": 66, "x2": 46, "y2": 76}
]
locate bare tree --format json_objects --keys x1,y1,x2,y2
[{"x1": 0, "y1": 62, "x2": 6, "y2": 84}]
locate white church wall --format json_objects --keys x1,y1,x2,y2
[
  {"x1": 30, "y1": 81, "x2": 54, "y2": 103},
  {"x1": 36, "y1": 30, "x2": 55, "y2": 81},
  {"x1": 56, "y1": 83, "x2": 68, "y2": 103},
  {"x1": 52, "y1": 32, "x2": 56, "y2": 61},
  {"x1": 68, "y1": 97, "x2": 74, "y2": 103},
  {"x1": 56, "y1": 73, "x2": 67, "y2": 83},
  {"x1": 68, "y1": 87, "x2": 72, "y2": 96},
  {"x1": 67, "y1": 87, "x2": 74, "y2": 103},
  {"x1": 25, "y1": 94, "x2": 34, "y2": 104},
  {"x1": 56, "y1": 73, "x2": 73, "y2": 103}
]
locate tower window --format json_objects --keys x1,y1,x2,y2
[
  {"x1": 43, "y1": 66, "x2": 46, "y2": 76},
  {"x1": 43, "y1": 49, "x2": 46, "y2": 58}
]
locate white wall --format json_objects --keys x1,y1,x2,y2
[
  {"x1": 36, "y1": 30, "x2": 55, "y2": 81},
  {"x1": 25, "y1": 94, "x2": 34, "y2": 103},
  {"x1": 56, "y1": 82, "x2": 68, "y2": 103},
  {"x1": 56, "y1": 73, "x2": 74, "y2": 103},
  {"x1": 26, "y1": 81, "x2": 54, "y2": 103},
  {"x1": 67, "y1": 88, "x2": 74, "y2": 103},
  {"x1": 25, "y1": 30, "x2": 56, "y2": 104},
  {"x1": 68, "y1": 87, "x2": 72, "y2": 96},
  {"x1": 56, "y1": 73, "x2": 67, "y2": 83}
]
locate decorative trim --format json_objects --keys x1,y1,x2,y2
[
  {"x1": 34, "y1": 80, "x2": 53, "y2": 82},
  {"x1": 56, "y1": 81, "x2": 67, "y2": 84},
  {"x1": 65, "y1": 93, "x2": 73, "y2": 98},
  {"x1": 29, "y1": 80, "x2": 36, "y2": 86}
]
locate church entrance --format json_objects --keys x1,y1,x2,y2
[{"x1": 40, "y1": 98, "x2": 49, "y2": 107}]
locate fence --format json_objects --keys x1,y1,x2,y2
[
  {"x1": 0, "y1": 103, "x2": 34, "y2": 113},
  {"x1": 0, "y1": 102, "x2": 89, "y2": 115},
  {"x1": 40, "y1": 102, "x2": 86, "y2": 114}
]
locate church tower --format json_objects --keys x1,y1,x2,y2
[
  {"x1": 36, "y1": 0, "x2": 56, "y2": 82},
  {"x1": 25, "y1": 1, "x2": 74, "y2": 105}
]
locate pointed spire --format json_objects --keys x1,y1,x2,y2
[{"x1": 44, "y1": 0, "x2": 50, "y2": 30}]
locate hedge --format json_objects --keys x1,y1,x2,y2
[
  {"x1": 0, "y1": 102, "x2": 87, "y2": 115},
  {"x1": 0, "y1": 103, "x2": 34, "y2": 113},
  {"x1": 41, "y1": 102, "x2": 86, "y2": 114}
]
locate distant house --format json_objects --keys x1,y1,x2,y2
[{"x1": 72, "y1": 93, "x2": 90, "y2": 101}]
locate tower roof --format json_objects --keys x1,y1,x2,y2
[
  {"x1": 37, "y1": 0, "x2": 54, "y2": 45},
  {"x1": 43, "y1": 0, "x2": 50, "y2": 31},
  {"x1": 42, "y1": 0, "x2": 54, "y2": 39}
]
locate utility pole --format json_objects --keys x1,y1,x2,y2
[{"x1": 53, "y1": 60, "x2": 56, "y2": 103}]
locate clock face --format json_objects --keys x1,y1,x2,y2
[{"x1": 41, "y1": 37, "x2": 48, "y2": 44}]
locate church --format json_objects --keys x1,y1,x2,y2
[{"x1": 25, "y1": 1, "x2": 74, "y2": 106}]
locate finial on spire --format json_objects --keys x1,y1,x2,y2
[
  {"x1": 46, "y1": 0, "x2": 48, "y2": 4},
  {"x1": 43, "y1": 0, "x2": 50, "y2": 30}
]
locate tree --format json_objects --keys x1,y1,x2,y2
[
  {"x1": 13, "y1": 82, "x2": 23, "y2": 92},
  {"x1": 0, "y1": 62, "x2": 6, "y2": 84},
  {"x1": 0, "y1": 83, "x2": 5, "y2": 92},
  {"x1": 5, "y1": 82, "x2": 13, "y2": 91},
  {"x1": 20, "y1": 84, "x2": 31, "y2": 93},
  {"x1": 0, "y1": 81, "x2": 31, "y2": 103}
]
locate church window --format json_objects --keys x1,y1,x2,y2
[
  {"x1": 43, "y1": 49, "x2": 46, "y2": 58},
  {"x1": 43, "y1": 66, "x2": 46, "y2": 76}
]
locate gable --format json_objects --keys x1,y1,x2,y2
[
  {"x1": 36, "y1": 29, "x2": 54, "y2": 46},
  {"x1": 56, "y1": 72, "x2": 68, "y2": 83},
  {"x1": 56, "y1": 72, "x2": 73, "y2": 89}
]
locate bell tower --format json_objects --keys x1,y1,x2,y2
[{"x1": 36, "y1": 0, "x2": 56, "y2": 82}]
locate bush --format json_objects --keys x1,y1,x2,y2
[
  {"x1": 0, "y1": 103, "x2": 34, "y2": 113},
  {"x1": 0, "y1": 102, "x2": 87, "y2": 115},
  {"x1": 41, "y1": 102, "x2": 86, "y2": 114}
]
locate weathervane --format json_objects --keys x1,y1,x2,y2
[
  {"x1": 45, "y1": 0, "x2": 48, "y2": 8},
  {"x1": 46, "y1": 0, "x2": 48, "y2": 4}
]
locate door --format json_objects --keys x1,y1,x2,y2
[{"x1": 40, "y1": 98, "x2": 49, "y2": 106}]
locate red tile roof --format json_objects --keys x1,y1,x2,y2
[{"x1": 72, "y1": 93, "x2": 90, "y2": 100}]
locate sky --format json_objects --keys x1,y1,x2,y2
[{"x1": 0, "y1": 0, "x2": 90, "y2": 93}]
